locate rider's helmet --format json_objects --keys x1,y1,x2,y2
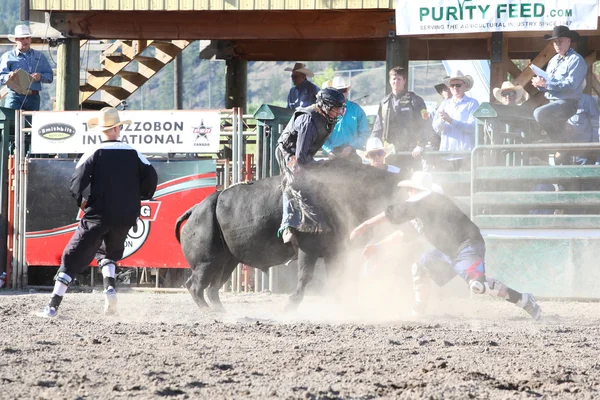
[{"x1": 315, "y1": 88, "x2": 346, "y2": 125}]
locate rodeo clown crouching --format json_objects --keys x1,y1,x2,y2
[
  {"x1": 276, "y1": 87, "x2": 346, "y2": 245},
  {"x1": 351, "y1": 171, "x2": 542, "y2": 320},
  {"x1": 39, "y1": 107, "x2": 158, "y2": 318}
]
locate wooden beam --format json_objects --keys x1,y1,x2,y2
[
  {"x1": 231, "y1": 40, "x2": 386, "y2": 61},
  {"x1": 52, "y1": 10, "x2": 395, "y2": 40},
  {"x1": 489, "y1": 33, "x2": 508, "y2": 103},
  {"x1": 513, "y1": 42, "x2": 555, "y2": 88}
]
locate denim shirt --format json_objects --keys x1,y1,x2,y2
[
  {"x1": 0, "y1": 48, "x2": 54, "y2": 92},
  {"x1": 432, "y1": 95, "x2": 479, "y2": 151},
  {"x1": 568, "y1": 94, "x2": 600, "y2": 143},
  {"x1": 287, "y1": 79, "x2": 319, "y2": 110},
  {"x1": 322, "y1": 100, "x2": 369, "y2": 153},
  {"x1": 541, "y1": 48, "x2": 586, "y2": 101}
]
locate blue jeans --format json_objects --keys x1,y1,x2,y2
[
  {"x1": 5, "y1": 91, "x2": 41, "y2": 111},
  {"x1": 533, "y1": 99, "x2": 578, "y2": 143}
]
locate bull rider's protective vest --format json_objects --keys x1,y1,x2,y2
[{"x1": 277, "y1": 106, "x2": 331, "y2": 158}]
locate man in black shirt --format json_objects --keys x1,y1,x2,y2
[
  {"x1": 350, "y1": 171, "x2": 542, "y2": 320},
  {"x1": 39, "y1": 107, "x2": 158, "y2": 318}
]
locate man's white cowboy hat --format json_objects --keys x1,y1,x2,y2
[
  {"x1": 284, "y1": 63, "x2": 314, "y2": 78},
  {"x1": 356, "y1": 137, "x2": 395, "y2": 160},
  {"x1": 398, "y1": 171, "x2": 443, "y2": 194},
  {"x1": 331, "y1": 76, "x2": 351, "y2": 90},
  {"x1": 444, "y1": 70, "x2": 474, "y2": 92},
  {"x1": 87, "y1": 107, "x2": 132, "y2": 132},
  {"x1": 8, "y1": 25, "x2": 32, "y2": 42},
  {"x1": 493, "y1": 81, "x2": 525, "y2": 103}
]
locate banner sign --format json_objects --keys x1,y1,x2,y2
[
  {"x1": 396, "y1": 0, "x2": 598, "y2": 36},
  {"x1": 31, "y1": 110, "x2": 221, "y2": 154},
  {"x1": 26, "y1": 159, "x2": 217, "y2": 268}
]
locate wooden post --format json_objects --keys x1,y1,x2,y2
[
  {"x1": 386, "y1": 36, "x2": 409, "y2": 93},
  {"x1": 225, "y1": 58, "x2": 247, "y2": 113},
  {"x1": 490, "y1": 33, "x2": 508, "y2": 103},
  {"x1": 56, "y1": 38, "x2": 80, "y2": 111},
  {"x1": 174, "y1": 53, "x2": 183, "y2": 109}
]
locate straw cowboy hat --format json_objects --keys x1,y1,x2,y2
[
  {"x1": 8, "y1": 25, "x2": 32, "y2": 42},
  {"x1": 444, "y1": 71, "x2": 474, "y2": 91},
  {"x1": 493, "y1": 81, "x2": 525, "y2": 103},
  {"x1": 87, "y1": 107, "x2": 132, "y2": 132},
  {"x1": 434, "y1": 76, "x2": 450, "y2": 95},
  {"x1": 284, "y1": 63, "x2": 314, "y2": 78},
  {"x1": 331, "y1": 76, "x2": 351, "y2": 90},
  {"x1": 397, "y1": 171, "x2": 443, "y2": 194},
  {"x1": 544, "y1": 25, "x2": 578, "y2": 41},
  {"x1": 356, "y1": 137, "x2": 395, "y2": 161}
]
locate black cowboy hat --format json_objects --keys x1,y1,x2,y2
[
  {"x1": 434, "y1": 76, "x2": 450, "y2": 95},
  {"x1": 544, "y1": 25, "x2": 578, "y2": 40}
]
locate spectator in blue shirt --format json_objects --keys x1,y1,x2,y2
[
  {"x1": 285, "y1": 63, "x2": 319, "y2": 110},
  {"x1": 321, "y1": 76, "x2": 369, "y2": 162},
  {"x1": 566, "y1": 93, "x2": 600, "y2": 165},
  {"x1": 0, "y1": 25, "x2": 53, "y2": 111},
  {"x1": 532, "y1": 26, "x2": 586, "y2": 144}
]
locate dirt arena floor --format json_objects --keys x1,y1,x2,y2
[{"x1": 1, "y1": 286, "x2": 599, "y2": 399}]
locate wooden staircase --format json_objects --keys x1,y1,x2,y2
[{"x1": 80, "y1": 40, "x2": 192, "y2": 110}]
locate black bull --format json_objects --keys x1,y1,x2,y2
[{"x1": 175, "y1": 160, "x2": 406, "y2": 311}]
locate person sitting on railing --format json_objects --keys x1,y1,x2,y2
[
  {"x1": 432, "y1": 71, "x2": 479, "y2": 170},
  {"x1": 532, "y1": 26, "x2": 586, "y2": 144},
  {"x1": 350, "y1": 171, "x2": 542, "y2": 320},
  {"x1": 561, "y1": 93, "x2": 600, "y2": 166},
  {"x1": 371, "y1": 66, "x2": 430, "y2": 173}
]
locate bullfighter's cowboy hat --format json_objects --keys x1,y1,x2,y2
[
  {"x1": 544, "y1": 25, "x2": 578, "y2": 41},
  {"x1": 444, "y1": 70, "x2": 474, "y2": 91},
  {"x1": 87, "y1": 107, "x2": 132, "y2": 132},
  {"x1": 493, "y1": 81, "x2": 525, "y2": 103},
  {"x1": 8, "y1": 25, "x2": 32, "y2": 42},
  {"x1": 356, "y1": 137, "x2": 395, "y2": 161},
  {"x1": 285, "y1": 63, "x2": 314, "y2": 78},
  {"x1": 397, "y1": 171, "x2": 443, "y2": 194}
]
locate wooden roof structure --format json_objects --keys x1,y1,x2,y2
[{"x1": 27, "y1": 1, "x2": 600, "y2": 104}]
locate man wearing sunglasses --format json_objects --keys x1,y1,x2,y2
[
  {"x1": 371, "y1": 66, "x2": 431, "y2": 171},
  {"x1": 432, "y1": 71, "x2": 479, "y2": 168},
  {"x1": 285, "y1": 63, "x2": 320, "y2": 110},
  {"x1": 321, "y1": 76, "x2": 369, "y2": 162},
  {"x1": 532, "y1": 26, "x2": 586, "y2": 144}
]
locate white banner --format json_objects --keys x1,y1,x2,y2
[
  {"x1": 396, "y1": 0, "x2": 598, "y2": 36},
  {"x1": 31, "y1": 110, "x2": 221, "y2": 154}
]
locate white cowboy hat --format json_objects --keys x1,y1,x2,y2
[
  {"x1": 493, "y1": 81, "x2": 525, "y2": 103},
  {"x1": 356, "y1": 137, "x2": 395, "y2": 161},
  {"x1": 87, "y1": 107, "x2": 132, "y2": 132},
  {"x1": 331, "y1": 76, "x2": 351, "y2": 90},
  {"x1": 397, "y1": 171, "x2": 443, "y2": 194},
  {"x1": 444, "y1": 70, "x2": 474, "y2": 92},
  {"x1": 8, "y1": 25, "x2": 32, "y2": 42},
  {"x1": 284, "y1": 63, "x2": 314, "y2": 78}
]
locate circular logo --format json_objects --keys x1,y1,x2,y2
[{"x1": 122, "y1": 219, "x2": 151, "y2": 258}]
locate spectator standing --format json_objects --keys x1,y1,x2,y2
[
  {"x1": 285, "y1": 63, "x2": 320, "y2": 110},
  {"x1": 0, "y1": 25, "x2": 53, "y2": 111},
  {"x1": 322, "y1": 76, "x2": 369, "y2": 162}
]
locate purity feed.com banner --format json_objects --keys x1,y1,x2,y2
[
  {"x1": 396, "y1": 0, "x2": 598, "y2": 36},
  {"x1": 31, "y1": 110, "x2": 221, "y2": 154}
]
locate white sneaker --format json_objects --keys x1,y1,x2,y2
[{"x1": 103, "y1": 288, "x2": 118, "y2": 315}]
